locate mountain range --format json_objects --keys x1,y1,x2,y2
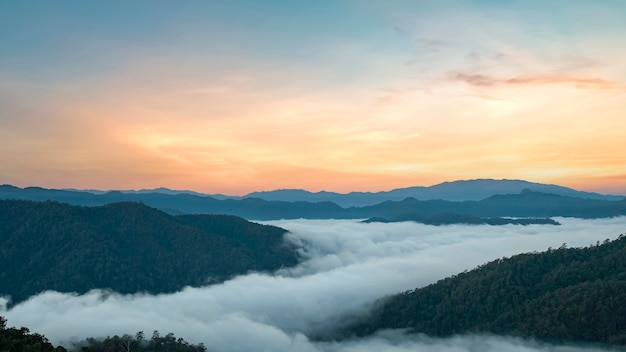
[
  {"x1": 246, "y1": 179, "x2": 623, "y2": 206},
  {"x1": 1, "y1": 180, "x2": 625, "y2": 220},
  {"x1": 64, "y1": 179, "x2": 625, "y2": 206}
]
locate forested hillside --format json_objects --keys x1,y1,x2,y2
[
  {"x1": 0, "y1": 200, "x2": 298, "y2": 305},
  {"x1": 341, "y1": 234, "x2": 626, "y2": 345}
]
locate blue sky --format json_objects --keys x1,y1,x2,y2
[{"x1": 1, "y1": 1, "x2": 625, "y2": 194}]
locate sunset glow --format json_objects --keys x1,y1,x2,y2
[{"x1": 1, "y1": 1, "x2": 625, "y2": 195}]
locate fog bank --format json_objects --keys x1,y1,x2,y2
[{"x1": 3, "y1": 217, "x2": 625, "y2": 351}]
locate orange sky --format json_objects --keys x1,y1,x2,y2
[{"x1": 1, "y1": 1, "x2": 625, "y2": 195}]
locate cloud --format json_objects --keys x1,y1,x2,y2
[
  {"x1": 2, "y1": 218, "x2": 626, "y2": 351},
  {"x1": 320, "y1": 331, "x2": 617, "y2": 352},
  {"x1": 449, "y1": 71, "x2": 626, "y2": 90}
]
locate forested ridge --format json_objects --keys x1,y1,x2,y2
[
  {"x1": 339, "y1": 234, "x2": 626, "y2": 345},
  {"x1": 0, "y1": 199, "x2": 299, "y2": 305}
]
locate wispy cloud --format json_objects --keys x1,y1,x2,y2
[{"x1": 449, "y1": 71, "x2": 626, "y2": 90}]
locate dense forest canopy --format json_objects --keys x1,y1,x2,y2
[
  {"x1": 338, "y1": 234, "x2": 626, "y2": 345},
  {"x1": 0, "y1": 200, "x2": 299, "y2": 305}
]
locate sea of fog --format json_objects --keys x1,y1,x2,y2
[{"x1": 3, "y1": 217, "x2": 626, "y2": 352}]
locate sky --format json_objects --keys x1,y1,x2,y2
[
  {"x1": 1, "y1": 0, "x2": 626, "y2": 195},
  {"x1": 3, "y1": 217, "x2": 626, "y2": 351}
]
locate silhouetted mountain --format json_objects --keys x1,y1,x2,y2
[
  {"x1": 2, "y1": 185, "x2": 625, "y2": 220},
  {"x1": 469, "y1": 190, "x2": 626, "y2": 218},
  {"x1": 350, "y1": 191, "x2": 626, "y2": 220},
  {"x1": 0, "y1": 199, "x2": 299, "y2": 305},
  {"x1": 246, "y1": 179, "x2": 623, "y2": 206},
  {"x1": 109, "y1": 187, "x2": 240, "y2": 200},
  {"x1": 0, "y1": 185, "x2": 344, "y2": 219},
  {"x1": 7, "y1": 178, "x2": 620, "y2": 209},
  {"x1": 337, "y1": 234, "x2": 626, "y2": 345}
]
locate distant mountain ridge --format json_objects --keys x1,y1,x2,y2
[
  {"x1": 246, "y1": 179, "x2": 623, "y2": 206},
  {"x1": 63, "y1": 186, "x2": 237, "y2": 200},
  {"x1": 1, "y1": 181, "x2": 625, "y2": 220},
  {"x1": 44, "y1": 179, "x2": 626, "y2": 206}
]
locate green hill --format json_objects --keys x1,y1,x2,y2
[
  {"x1": 340, "y1": 234, "x2": 626, "y2": 345},
  {"x1": 0, "y1": 200, "x2": 299, "y2": 305}
]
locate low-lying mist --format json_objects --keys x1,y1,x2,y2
[{"x1": 3, "y1": 217, "x2": 626, "y2": 351}]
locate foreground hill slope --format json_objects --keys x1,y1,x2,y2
[
  {"x1": 0, "y1": 200, "x2": 298, "y2": 305},
  {"x1": 342, "y1": 234, "x2": 626, "y2": 345}
]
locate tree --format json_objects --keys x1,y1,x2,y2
[{"x1": 119, "y1": 334, "x2": 136, "y2": 352}]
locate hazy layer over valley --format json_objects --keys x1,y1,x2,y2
[{"x1": 3, "y1": 217, "x2": 625, "y2": 351}]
